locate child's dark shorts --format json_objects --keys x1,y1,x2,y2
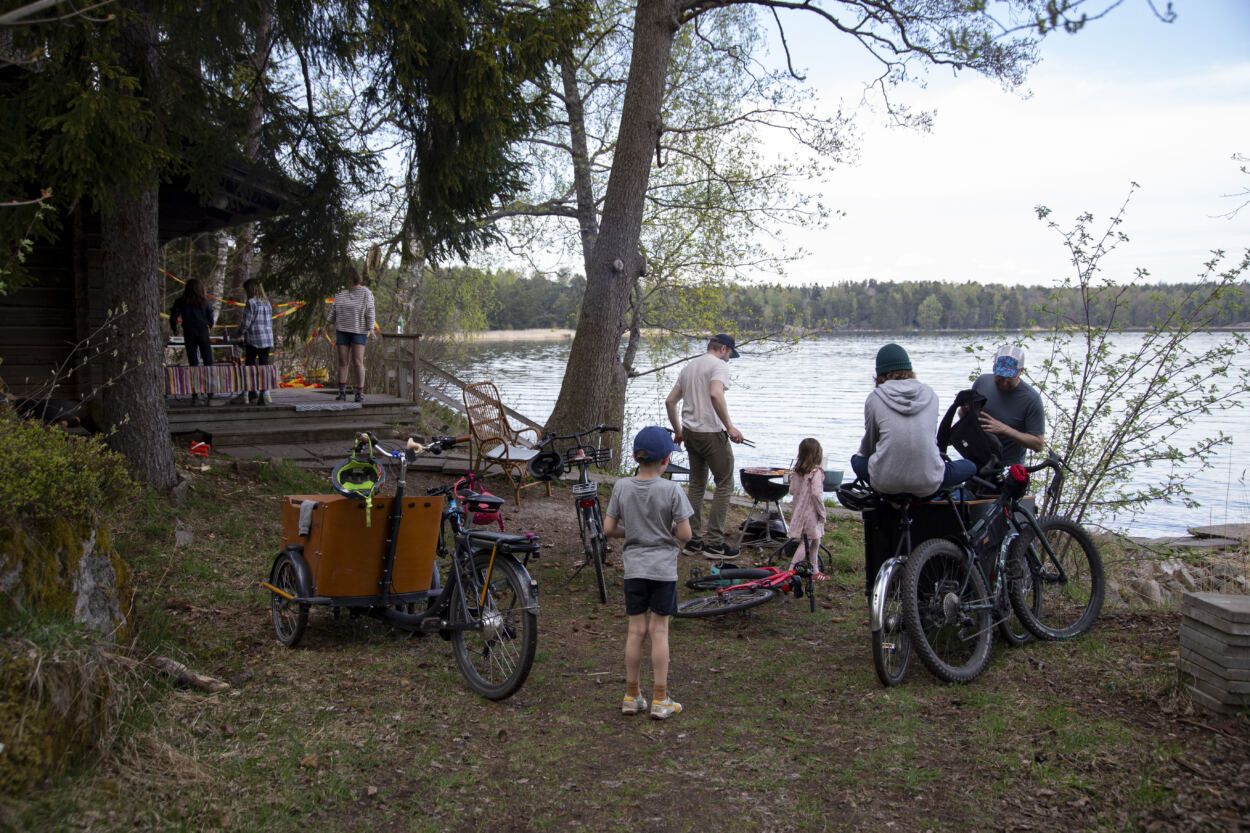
[{"x1": 624, "y1": 579, "x2": 678, "y2": 616}]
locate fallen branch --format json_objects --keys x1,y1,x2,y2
[{"x1": 110, "y1": 653, "x2": 231, "y2": 693}]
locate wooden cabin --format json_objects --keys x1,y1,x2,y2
[{"x1": 0, "y1": 169, "x2": 286, "y2": 402}]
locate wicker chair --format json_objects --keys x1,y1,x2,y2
[{"x1": 462, "y1": 381, "x2": 552, "y2": 505}]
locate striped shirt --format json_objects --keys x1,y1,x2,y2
[
  {"x1": 238, "y1": 297, "x2": 274, "y2": 348},
  {"x1": 328, "y1": 286, "x2": 375, "y2": 335}
]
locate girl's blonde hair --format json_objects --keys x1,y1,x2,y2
[
  {"x1": 243, "y1": 278, "x2": 268, "y2": 303},
  {"x1": 794, "y1": 437, "x2": 823, "y2": 476}
]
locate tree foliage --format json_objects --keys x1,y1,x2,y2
[
  {"x1": 1013, "y1": 187, "x2": 1250, "y2": 529},
  {"x1": 543, "y1": 0, "x2": 1137, "y2": 437}
]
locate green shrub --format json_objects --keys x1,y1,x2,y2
[{"x1": 0, "y1": 406, "x2": 135, "y2": 531}]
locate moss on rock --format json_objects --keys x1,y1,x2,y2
[
  {"x1": 0, "y1": 520, "x2": 133, "y2": 644},
  {"x1": 0, "y1": 639, "x2": 115, "y2": 796}
]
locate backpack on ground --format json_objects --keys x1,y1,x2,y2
[{"x1": 937, "y1": 389, "x2": 1003, "y2": 476}]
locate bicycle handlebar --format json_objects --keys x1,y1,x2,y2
[
  {"x1": 356, "y1": 432, "x2": 469, "y2": 461},
  {"x1": 537, "y1": 424, "x2": 619, "y2": 446}
]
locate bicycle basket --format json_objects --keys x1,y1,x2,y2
[
  {"x1": 564, "y1": 446, "x2": 613, "y2": 468},
  {"x1": 571, "y1": 481, "x2": 599, "y2": 500}
]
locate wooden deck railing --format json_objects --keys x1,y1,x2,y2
[{"x1": 377, "y1": 332, "x2": 421, "y2": 402}]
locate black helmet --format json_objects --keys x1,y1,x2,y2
[
  {"x1": 836, "y1": 479, "x2": 878, "y2": 513},
  {"x1": 527, "y1": 450, "x2": 565, "y2": 481}
]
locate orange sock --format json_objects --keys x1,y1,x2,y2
[
  {"x1": 653, "y1": 683, "x2": 667, "y2": 702},
  {"x1": 626, "y1": 681, "x2": 640, "y2": 698}
]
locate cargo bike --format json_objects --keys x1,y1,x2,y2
[{"x1": 262, "y1": 433, "x2": 541, "y2": 700}]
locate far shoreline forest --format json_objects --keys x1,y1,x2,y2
[{"x1": 416, "y1": 267, "x2": 1250, "y2": 333}]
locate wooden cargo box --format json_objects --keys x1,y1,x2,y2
[{"x1": 281, "y1": 494, "x2": 441, "y2": 598}]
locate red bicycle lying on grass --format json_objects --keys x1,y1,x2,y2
[{"x1": 676, "y1": 539, "x2": 819, "y2": 618}]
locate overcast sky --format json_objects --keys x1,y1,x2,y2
[{"x1": 765, "y1": 0, "x2": 1250, "y2": 287}]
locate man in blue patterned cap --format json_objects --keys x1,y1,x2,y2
[{"x1": 971, "y1": 344, "x2": 1045, "y2": 467}]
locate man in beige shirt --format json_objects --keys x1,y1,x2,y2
[{"x1": 665, "y1": 334, "x2": 746, "y2": 560}]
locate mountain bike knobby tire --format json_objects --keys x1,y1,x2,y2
[
  {"x1": 871, "y1": 558, "x2": 911, "y2": 687},
  {"x1": 686, "y1": 568, "x2": 772, "y2": 591},
  {"x1": 1009, "y1": 515, "x2": 1105, "y2": 640},
  {"x1": 901, "y1": 538, "x2": 992, "y2": 684},
  {"x1": 450, "y1": 553, "x2": 538, "y2": 700},
  {"x1": 675, "y1": 587, "x2": 776, "y2": 618}
]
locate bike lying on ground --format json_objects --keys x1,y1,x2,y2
[
  {"x1": 900, "y1": 454, "x2": 1105, "y2": 684},
  {"x1": 263, "y1": 433, "x2": 541, "y2": 700},
  {"x1": 529, "y1": 424, "x2": 619, "y2": 604},
  {"x1": 677, "y1": 538, "x2": 819, "y2": 619}
]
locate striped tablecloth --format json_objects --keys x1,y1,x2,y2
[{"x1": 164, "y1": 365, "x2": 280, "y2": 395}]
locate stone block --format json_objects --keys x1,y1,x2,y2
[
  {"x1": 1184, "y1": 591, "x2": 1250, "y2": 623},
  {"x1": 1180, "y1": 668, "x2": 1250, "y2": 704},
  {"x1": 1184, "y1": 682, "x2": 1247, "y2": 715},
  {"x1": 1180, "y1": 616, "x2": 1250, "y2": 653},
  {"x1": 1179, "y1": 644, "x2": 1250, "y2": 680},
  {"x1": 1182, "y1": 592, "x2": 1250, "y2": 635},
  {"x1": 1178, "y1": 656, "x2": 1250, "y2": 693}
]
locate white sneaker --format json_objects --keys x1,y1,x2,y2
[
  {"x1": 621, "y1": 694, "x2": 648, "y2": 715},
  {"x1": 650, "y1": 697, "x2": 682, "y2": 720}
]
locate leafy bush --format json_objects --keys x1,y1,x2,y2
[{"x1": 0, "y1": 406, "x2": 135, "y2": 530}]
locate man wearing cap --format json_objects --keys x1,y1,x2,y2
[
  {"x1": 971, "y1": 345, "x2": 1045, "y2": 467},
  {"x1": 665, "y1": 334, "x2": 746, "y2": 560}
]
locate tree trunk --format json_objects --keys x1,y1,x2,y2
[
  {"x1": 100, "y1": 181, "x2": 178, "y2": 492},
  {"x1": 98, "y1": 0, "x2": 177, "y2": 492},
  {"x1": 546, "y1": 0, "x2": 677, "y2": 434}
]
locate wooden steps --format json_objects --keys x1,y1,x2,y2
[{"x1": 167, "y1": 388, "x2": 420, "y2": 459}]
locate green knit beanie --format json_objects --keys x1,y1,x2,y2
[{"x1": 875, "y1": 343, "x2": 912, "y2": 377}]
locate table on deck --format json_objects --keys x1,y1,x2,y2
[{"x1": 163, "y1": 364, "x2": 280, "y2": 396}]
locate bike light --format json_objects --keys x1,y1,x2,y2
[{"x1": 578, "y1": 498, "x2": 596, "y2": 509}]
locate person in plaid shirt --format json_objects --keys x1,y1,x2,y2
[{"x1": 238, "y1": 278, "x2": 274, "y2": 405}]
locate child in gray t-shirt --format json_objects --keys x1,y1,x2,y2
[{"x1": 604, "y1": 426, "x2": 693, "y2": 720}]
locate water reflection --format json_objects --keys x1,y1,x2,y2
[{"x1": 431, "y1": 332, "x2": 1248, "y2": 537}]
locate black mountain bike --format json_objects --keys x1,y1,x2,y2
[{"x1": 900, "y1": 454, "x2": 1105, "y2": 684}]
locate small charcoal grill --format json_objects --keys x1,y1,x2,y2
[
  {"x1": 740, "y1": 467, "x2": 790, "y2": 501},
  {"x1": 737, "y1": 467, "x2": 790, "y2": 548}
]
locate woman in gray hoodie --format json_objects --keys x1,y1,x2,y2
[{"x1": 850, "y1": 343, "x2": 976, "y2": 497}]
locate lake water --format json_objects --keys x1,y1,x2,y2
[{"x1": 433, "y1": 332, "x2": 1249, "y2": 538}]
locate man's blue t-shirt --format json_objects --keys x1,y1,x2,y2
[{"x1": 971, "y1": 374, "x2": 1045, "y2": 466}]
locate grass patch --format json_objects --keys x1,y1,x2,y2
[{"x1": 2, "y1": 461, "x2": 1244, "y2": 832}]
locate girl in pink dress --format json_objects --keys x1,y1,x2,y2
[{"x1": 787, "y1": 438, "x2": 829, "y2": 581}]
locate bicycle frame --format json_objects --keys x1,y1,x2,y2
[
  {"x1": 534, "y1": 425, "x2": 618, "y2": 602},
  {"x1": 935, "y1": 456, "x2": 1069, "y2": 623}
]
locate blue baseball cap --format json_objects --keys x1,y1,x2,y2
[
  {"x1": 992, "y1": 345, "x2": 1025, "y2": 379},
  {"x1": 633, "y1": 426, "x2": 679, "y2": 462}
]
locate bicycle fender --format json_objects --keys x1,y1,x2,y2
[
  {"x1": 870, "y1": 557, "x2": 904, "y2": 632},
  {"x1": 271, "y1": 545, "x2": 313, "y2": 598},
  {"x1": 500, "y1": 552, "x2": 541, "y2": 611}
]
